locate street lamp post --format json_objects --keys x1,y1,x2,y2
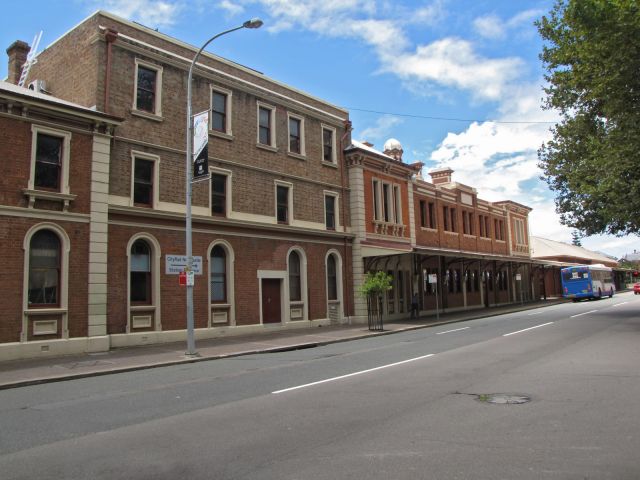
[{"x1": 185, "y1": 18, "x2": 263, "y2": 356}]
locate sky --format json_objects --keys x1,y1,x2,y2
[{"x1": 1, "y1": 0, "x2": 638, "y2": 259}]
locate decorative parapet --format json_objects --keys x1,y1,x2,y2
[{"x1": 372, "y1": 220, "x2": 406, "y2": 237}]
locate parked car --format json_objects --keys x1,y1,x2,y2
[{"x1": 634, "y1": 283, "x2": 640, "y2": 295}]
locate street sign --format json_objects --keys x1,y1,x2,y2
[
  {"x1": 179, "y1": 271, "x2": 187, "y2": 286},
  {"x1": 515, "y1": 274, "x2": 522, "y2": 281},
  {"x1": 428, "y1": 274, "x2": 438, "y2": 284},
  {"x1": 166, "y1": 255, "x2": 202, "y2": 275}
]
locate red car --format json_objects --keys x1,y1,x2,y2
[{"x1": 634, "y1": 283, "x2": 640, "y2": 295}]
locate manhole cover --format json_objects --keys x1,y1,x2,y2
[{"x1": 476, "y1": 393, "x2": 531, "y2": 404}]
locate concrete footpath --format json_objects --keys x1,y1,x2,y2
[{"x1": 0, "y1": 300, "x2": 565, "y2": 390}]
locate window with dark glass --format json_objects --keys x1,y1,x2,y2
[
  {"x1": 428, "y1": 202, "x2": 436, "y2": 229},
  {"x1": 322, "y1": 128, "x2": 334, "y2": 162},
  {"x1": 383, "y1": 184, "x2": 390, "y2": 222},
  {"x1": 277, "y1": 185, "x2": 289, "y2": 223},
  {"x1": 450, "y1": 208, "x2": 457, "y2": 232},
  {"x1": 211, "y1": 174, "x2": 226, "y2": 216},
  {"x1": 210, "y1": 246, "x2": 226, "y2": 303},
  {"x1": 136, "y1": 66, "x2": 157, "y2": 113},
  {"x1": 327, "y1": 255, "x2": 337, "y2": 301},
  {"x1": 443, "y1": 206, "x2": 450, "y2": 231},
  {"x1": 133, "y1": 158, "x2": 153, "y2": 206},
  {"x1": 211, "y1": 91, "x2": 227, "y2": 132},
  {"x1": 325, "y1": 195, "x2": 335, "y2": 230},
  {"x1": 289, "y1": 251, "x2": 301, "y2": 302},
  {"x1": 372, "y1": 180, "x2": 380, "y2": 221},
  {"x1": 420, "y1": 200, "x2": 427, "y2": 228},
  {"x1": 259, "y1": 106, "x2": 271, "y2": 145},
  {"x1": 28, "y1": 230, "x2": 60, "y2": 306},
  {"x1": 289, "y1": 117, "x2": 301, "y2": 153},
  {"x1": 130, "y1": 240, "x2": 151, "y2": 304},
  {"x1": 35, "y1": 134, "x2": 62, "y2": 190}
]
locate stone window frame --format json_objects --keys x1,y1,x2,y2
[
  {"x1": 209, "y1": 166, "x2": 232, "y2": 218},
  {"x1": 132, "y1": 58, "x2": 163, "y2": 120},
  {"x1": 321, "y1": 124, "x2": 337, "y2": 165},
  {"x1": 210, "y1": 85, "x2": 233, "y2": 139},
  {"x1": 126, "y1": 233, "x2": 162, "y2": 333},
  {"x1": 129, "y1": 150, "x2": 160, "y2": 209},
  {"x1": 275, "y1": 180, "x2": 293, "y2": 224},
  {"x1": 324, "y1": 190, "x2": 339, "y2": 231},
  {"x1": 207, "y1": 240, "x2": 236, "y2": 327},
  {"x1": 286, "y1": 247, "x2": 308, "y2": 322},
  {"x1": 257, "y1": 101, "x2": 277, "y2": 150},
  {"x1": 287, "y1": 112, "x2": 306, "y2": 158},
  {"x1": 27, "y1": 125, "x2": 72, "y2": 196}
]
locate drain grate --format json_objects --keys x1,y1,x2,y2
[{"x1": 476, "y1": 393, "x2": 531, "y2": 404}]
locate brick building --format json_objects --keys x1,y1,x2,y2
[
  {"x1": 1, "y1": 11, "x2": 353, "y2": 360},
  {"x1": 346, "y1": 139, "x2": 536, "y2": 322}
]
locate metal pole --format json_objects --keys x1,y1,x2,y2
[{"x1": 185, "y1": 20, "x2": 262, "y2": 357}]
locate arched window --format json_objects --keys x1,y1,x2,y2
[
  {"x1": 289, "y1": 251, "x2": 301, "y2": 302},
  {"x1": 210, "y1": 245, "x2": 226, "y2": 303},
  {"x1": 130, "y1": 240, "x2": 151, "y2": 304},
  {"x1": 327, "y1": 254, "x2": 337, "y2": 301},
  {"x1": 28, "y1": 230, "x2": 61, "y2": 306}
]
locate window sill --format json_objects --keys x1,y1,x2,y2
[
  {"x1": 322, "y1": 160, "x2": 338, "y2": 169},
  {"x1": 287, "y1": 151, "x2": 306, "y2": 161},
  {"x1": 463, "y1": 234, "x2": 476, "y2": 239},
  {"x1": 444, "y1": 231, "x2": 459, "y2": 236},
  {"x1": 23, "y1": 189, "x2": 76, "y2": 211},
  {"x1": 496, "y1": 239, "x2": 506, "y2": 243},
  {"x1": 420, "y1": 227, "x2": 438, "y2": 232},
  {"x1": 479, "y1": 236, "x2": 492, "y2": 241},
  {"x1": 24, "y1": 307, "x2": 67, "y2": 316},
  {"x1": 256, "y1": 143, "x2": 278, "y2": 153},
  {"x1": 131, "y1": 109, "x2": 163, "y2": 122},
  {"x1": 130, "y1": 305, "x2": 156, "y2": 311},
  {"x1": 210, "y1": 130, "x2": 234, "y2": 141}
]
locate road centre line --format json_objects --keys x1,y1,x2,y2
[
  {"x1": 527, "y1": 311, "x2": 544, "y2": 316},
  {"x1": 436, "y1": 327, "x2": 470, "y2": 335},
  {"x1": 612, "y1": 302, "x2": 628, "y2": 307},
  {"x1": 570, "y1": 310, "x2": 598, "y2": 318},
  {"x1": 272, "y1": 354, "x2": 435, "y2": 394},
  {"x1": 503, "y1": 322, "x2": 554, "y2": 337}
]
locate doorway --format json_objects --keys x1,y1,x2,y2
[{"x1": 261, "y1": 279, "x2": 281, "y2": 324}]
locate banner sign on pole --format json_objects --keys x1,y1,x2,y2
[{"x1": 192, "y1": 110, "x2": 209, "y2": 181}]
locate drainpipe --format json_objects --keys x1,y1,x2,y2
[
  {"x1": 103, "y1": 28, "x2": 118, "y2": 114},
  {"x1": 339, "y1": 119, "x2": 353, "y2": 323}
]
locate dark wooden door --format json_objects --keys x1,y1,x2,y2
[{"x1": 262, "y1": 279, "x2": 281, "y2": 324}]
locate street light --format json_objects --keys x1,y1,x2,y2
[{"x1": 185, "y1": 18, "x2": 263, "y2": 356}]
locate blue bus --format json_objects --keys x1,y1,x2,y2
[{"x1": 561, "y1": 264, "x2": 615, "y2": 301}]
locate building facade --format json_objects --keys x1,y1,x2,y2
[
  {"x1": 1, "y1": 11, "x2": 353, "y2": 360},
  {"x1": 346, "y1": 139, "x2": 536, "y2": 322}
]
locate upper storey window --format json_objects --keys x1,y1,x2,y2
[
  {"x1": 134, "y1": 60, "x2": 163, "y2": 118},
  {"x1": 35, "y1": 134, "x2": 63, "y2": 190},
  {"x1": 288, "y1": 114, "x2": 305, "y2": 156},
  {"x1": 257, "y1": 103, "x2": 276, "y2": 148},
  {"x1": 322, "y1": 126, "x2": 336, "y2": 164},
  {"x1": 211, "y1": 87, "x2": 232, "y2": 135}
]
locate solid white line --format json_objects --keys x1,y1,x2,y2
[
  {"x1": 436, "y1": 327, "x2": 470, "y2": 335},
  {"x1": 503, "y1": 322, "x2": 554, "y2": 337},
  {"x1": 272, "y1": 354, "x2": 435, "y2": 394},
  {"x1": 612, "y1": 302, "x2": 628, "y2": 308},
  {"x1": 527, "y1": 311, "x2": 544, "y2": 316},
  {"x1": 570, "y1": 310, "x2": 598, "y2": 318}
]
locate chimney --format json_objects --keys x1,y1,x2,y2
[
  {"x1": 6, "y1": 40, "x2": 30, "y2": 85},
  {"x1": 429, "y1": 167, "x2": 454, "y2": 185}
]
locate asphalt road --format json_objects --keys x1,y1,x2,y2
[{"x1": 1, "y1": 293, "x2": 639, "y2": 479}]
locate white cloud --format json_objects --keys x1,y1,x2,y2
[
  {"x1": 358, "y1": 115, "x2": 403, "y2": 143},
  {"x1": 473, "y1": 14, "x2": 505, "y2": 40},
  {"x1": 91, "y1": 0, "x2": 183, "y2": 28},
  {"x1": 217, "y1": 0, "x2": 245, "y2": 16},
  {"x1": 389, "y1": 38, "x2": 524, "y2": 102}
]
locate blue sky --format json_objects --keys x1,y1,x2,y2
[{"x1": 1, "y1": 0, "x2": 638, "y2": 259}]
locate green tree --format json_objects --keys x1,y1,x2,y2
[
  {"x1": 537, "y1": 0, "x2": 640, "y2": 236},
  {"x1": 359, "y1": 271, "x2": 393, "y2": 297},
  {"x1": 571, "y1": 230, "x2": 582, "y2": 246}
]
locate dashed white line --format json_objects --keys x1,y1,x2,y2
[
  {"x1": 527, "y1": 311, "x2": 544, "y2": 316},
  {"x1": 612, "y1": 302, "x2": 629, "y2": 308},
  {"x1": 272, "y1": 354, "x2": 435, "y2": 394},
  {"x1": 436, "y1": 327, "x2": 470, "y2": 335},
  {"x1": 570, "y1": 310, "x2": 598, "y2": 318},
  {"x1": 503, "y1": 322, "x2": 554, "y2": 337}
]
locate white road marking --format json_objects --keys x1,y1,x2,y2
[
  {"x1": 570, "y1": 310, "x2": 598, "y2": 318},
  {"x1": 503, "y1": 322, "x2": 554, "y2": 337},
  {"x1": 527, "y1": 311, "x2": 544, "y2": 316},
  {"x1": 436, "y1": 327, "x2": 470, "y2": 335},
  {"x1": 272, "y1": 354, "x2": 435, "y2": 394},
  {"x1": 612, "y1": 302, "x2": 628, "y2": 307}
]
